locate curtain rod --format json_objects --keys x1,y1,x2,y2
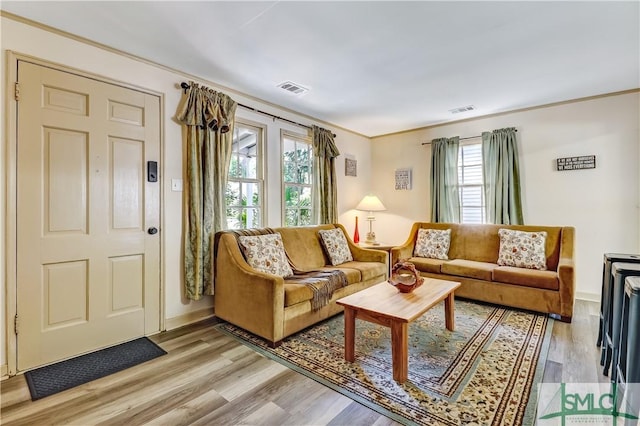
[
  {"x1": 421, "y1": 130, "x2": 517, "y2": 145},
  {"x1": 180, "y1": 82, "x2": 336, "y2": 138}
]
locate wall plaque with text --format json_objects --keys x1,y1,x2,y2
[{"x1": 556, "y1": 155, "x2": 596, "y2": 171}]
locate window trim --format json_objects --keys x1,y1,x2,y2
[
  {"x1": 280, "y1": 129, "x2": 314, "y2": 227},
  {"x1": 226, "y1": 119, "x2": 266, "y2": 229}
]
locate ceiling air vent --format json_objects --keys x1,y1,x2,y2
[
  {"x1": 277, "y1": 81, "x2": 309, "y2": 95},
  {"x1": 449, "y1": 105, "x2": 475, "y2": 114}
]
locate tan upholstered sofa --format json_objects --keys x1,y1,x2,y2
[
  {"x1": 391, "y1": 222, "x2": 576, "y2": 322},
  {"x1": 214, "y1": 224, "x2": 388, "y2": 346}
]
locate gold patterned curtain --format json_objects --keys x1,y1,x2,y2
[
  {"x1": 312, "y1": 125, "x2": 340, "y2": 224},
  {"x1": 176, "y1": 82, "x2": 237, "y2": 300}
]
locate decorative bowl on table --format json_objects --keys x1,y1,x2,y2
[{"x1": 388, "y1": 261, "x2": 424, "y2": 293}]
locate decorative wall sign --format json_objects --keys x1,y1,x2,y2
[
  {"x1": 395, "y1": 168, "x2": 412, "y2": 190},
  {"x1": 556, "y1": 155, "x2": 596, "y2": 171},
  {"x1": 345, "y1": 158, "x2": 357, "y2": 177}
]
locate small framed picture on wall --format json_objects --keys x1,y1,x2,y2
[
  {"x1": 345, "y1": 158, "x2": 357, "y2": 177},
  {"x1": 395, "y1": 168, "x2": 412, "y2": 190}
]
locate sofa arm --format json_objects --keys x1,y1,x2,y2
[
  {"x1": 557, "y1": 226, "x2": 576, "y2": 321},
  {"x1": 349, "y1": 245, "x2": 388, "y2": 263},
  {"x1": 391, "y1": 222, "x2": 421, "y2": 266},
  {"x1": 334, "y1": 223, "x2": 387, "y2": 264},
  {"x1": 214, "y1": 233, "x2": 285, "y2": 343}
]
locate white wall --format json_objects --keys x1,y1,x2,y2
[
  {"x1": 371, "y1": 92, "x2": 640, "y2": 300},
  {"x1": 0, "y1": 16, "x2": 372, "y2": 370}
]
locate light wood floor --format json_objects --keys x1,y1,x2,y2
[{"x1": 0, "y1": 300, "x2": 606, "y2": 425}]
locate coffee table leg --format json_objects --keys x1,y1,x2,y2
[
  {"x1": 445, "y1": 291, "x2": 455, "y2": 331},
  {"x1": 391, "y1": 321, "x2": 408, "y2": 383},
  {"x1": 344, "y1": 307, "x2": 355, "y2": 362}
]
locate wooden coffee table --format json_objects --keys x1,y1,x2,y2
[{"x1": 336, "y1": 278, "x2": 461, "y2": 384}]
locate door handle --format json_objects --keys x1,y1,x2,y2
[{"x1": 148, "y1": 227, "x2": 158, "y2": 235}]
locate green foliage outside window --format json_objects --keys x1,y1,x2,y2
[
  {"x1": 226, "y1": 124, "x2": 262, "y2": 230},
  {"x1": 282, "y1": 140, "x2": 314, "y2": 226}
]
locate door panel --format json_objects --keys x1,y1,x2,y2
[
  {"x1": 44, "y1": 127, "x2": 89, "y2": 234},
  {"x1": 16, "y1": 61, "x2": 161, "y2": 371},
  {"x1": 111, "y1": 137, "x2": 144, "y2": 230}
]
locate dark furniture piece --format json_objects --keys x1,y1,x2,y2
[
  {"x1": 616, "y1": 276, "x2": 640, "y2": 424},
  {"x1": 602, "y1": 262, "x2": 640, "y2": 380},
  {"x1": 598, "y1": 253, "x2": 640, "y2": 352}
]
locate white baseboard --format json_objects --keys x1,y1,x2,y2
[
  {"x1": 164, "y1": 308, "x2": 214, "y2": 331},
  {"x1": 1, "y1": 364, "x2": 8, "y2": 380},
  {"x1": 576, "y1": 291, "x2": 600, "y2": 303}
]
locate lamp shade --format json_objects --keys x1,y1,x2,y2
[{"x1": 356, "y1": 195, "x2": 386, "y2": 212}]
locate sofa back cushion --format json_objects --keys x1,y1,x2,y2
[
  {"x1": 276, "y1": 224, "x2": 337, "y2": 271},
  {"x1": 415, "y1": 223, "x2": 563, "y2": 271}
]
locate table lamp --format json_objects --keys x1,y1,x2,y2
[{"x1": 356, "y1": 195, "x2": 386, "y2": 245}]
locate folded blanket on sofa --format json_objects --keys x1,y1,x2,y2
[{"x1": 285, "y1": 270, "x2": 348, "y2": 311}]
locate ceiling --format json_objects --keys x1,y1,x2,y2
[{"x1": 2, "y1": 1, "x2": 639, "y2": 137}]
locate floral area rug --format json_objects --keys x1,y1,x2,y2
[{"x1": 217, "y1": 299, "x2": 552, "y2": 426}]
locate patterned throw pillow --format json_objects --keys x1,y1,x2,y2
[
  {"x1": 497, "y1": 229, "x2": 547, "y2": 270},
  {"x1": 238, "y1": 233, "x2": 294, "y2": 277},
  {"x1": 413, "y1": 228, "x2": 451, "y2": 260},
  {"x1": 318, "y1": 228, "x2": 353, "y2": 266}
]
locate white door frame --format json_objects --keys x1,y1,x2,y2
[{"x1": 4, "y1": 51, "x2": 166, "y2": 376}]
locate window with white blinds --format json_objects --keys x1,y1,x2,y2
[{"x1": 457, "y1": 143, "x2": 486, "y2": 223}]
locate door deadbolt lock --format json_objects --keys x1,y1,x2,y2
[{"x1": 148, "y1": 227, "x2": 158, "y2": 235}]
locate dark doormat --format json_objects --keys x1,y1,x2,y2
[{"x1": 24, "y1": 337, "x2": 167, "y2": 401}]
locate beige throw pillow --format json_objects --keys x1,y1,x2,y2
[
  {"x1": 497, "y1": 229, "x2": 547, "y2": 270},
  {"x1": 414, "y1": 228, "x2": 451, "y2": 260},
  {"x1": 238, "y1": 233, "x2": 294, "y2": 277},
  {"x1": 318, "y1": 228, "x2": 353, "y2": 266}
]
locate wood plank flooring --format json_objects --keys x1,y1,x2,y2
[{"x1": 1, "y1": 300, "x2": 607, "y2": 425}]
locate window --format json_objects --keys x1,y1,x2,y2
[
  {"x1": 458, "y1": 142, "x2": 486, "y2": 223},
  {"x1": 226, "y1": 122, "x2": 264, "y2": 229},
  {"x1": 282, "y1": 132, "x2": 314, "y2": 226}
]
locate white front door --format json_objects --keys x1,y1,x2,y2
[{"x1": 16, "y1": 60, "x2": 161, "y2": 371}]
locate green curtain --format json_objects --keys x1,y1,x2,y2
[
  {"x1": 482, "y1": 127, "x2": 524, "y2": 225},
  {"x1": 312, "y1": 125, "x2": 340, "y2": 224},
  {"x1": 176, "y1": 82, "x2": 237, "y2": 300},
  {"x1": 430, "y1": 137, "x2": 460, "y2": 223}
]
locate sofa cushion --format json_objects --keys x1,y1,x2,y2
[
  {"x1": 320, "y1": 266, "x2": 361, "y2": 284},
  {"x1": 493, "y1": 266, "x2": 559, "y2": 290},
  {"x1": 284, "y1": 268, "x2": 362, "y2": 307},
  {"x1": 337, "y1": 261, "x2": 386, "y2": 281},
  {"x1": 318, "y1": 228, "x2": 353, "y2": 266},
  {"x1": 497, "y1": 229, "x2": 547, "y2": 270},
  {"x1": 408, "y1": 257, "x2": 447, "y2": 274},
  {"x1": 284, "y1": 283, "x2": 313, "y2": 307},
  {"x1": 441, "y1": 259, "x2": 497, "y2": 281},
  {"x1": 277, "y1": 226, "x2": 333, "y2": 271},
  {"x1": 414, "y1": 228, "x2": 451, "y2": 259},
  {"x1": 238, "y1": 233, "x2": 293, "y2": 277}
]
